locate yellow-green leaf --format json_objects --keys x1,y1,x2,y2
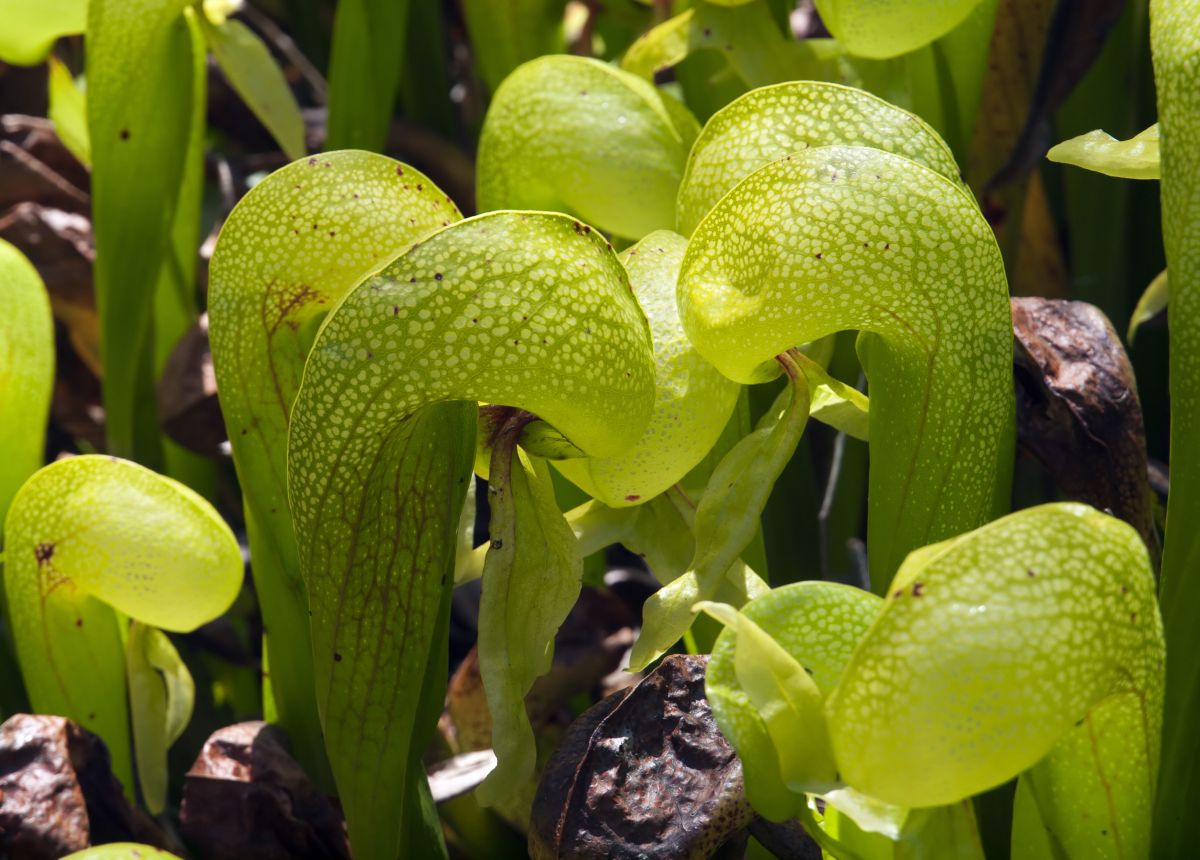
[
  {"x1": 828, "y1": 504, "x2": 1162, "y2": 844},
  {"x1": 3, "y1": 456, "x2": 241, "y2": 791},
  {"x1": 0, "y1": 240, "x2": 53, "y2": 525},
  {"x1": 1128, "y1": 268, "x2": 1168, "y2": 343},
  {"x1": 706, "y1": 581, "x2": 881, "y2": 820},
  {"x1": 48, "y1": 57, "x2": 91, "y2": 167},
  {"x1": 127, "y1": 622, "x2": 195, "y2": 814},
  {"x1": 0, "y1": 0, "x2": 84, "y2": 65},
  {"x1": 209, "y1": 151, "x2": 461, "y2": 783},
  {"x1": 552, "y1": 230, "x2": 740, "y2": 506},
  {"x1": 62, "y1": 845, "x2": 182, "y2": 860},
  {"x1": 199, "y1": 15, "x2": 306, "y2": 161},
  {"x1": 676, "y1": 80, "x2": 963, "y2": 236},
  {"x1": 286, "y1": 211, "x2": 655, "y2": 857},
  {"x1": 814, "y1": 0, "x2": 985, "y2": 59},
  {"x1": 477, "y1": 55, "x2": 699, "y2": 239},
  {"x1": 679, "y1": 142, "x2": 1013, "y2": 589},
  {"x1": 1047, "y1": 124, "x2": 1160, "y2": 180}
]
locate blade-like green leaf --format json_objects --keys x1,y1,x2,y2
[
  {"x1": 199, "y1": 15, "x2": 306, "y2": 161},
  {"x1": 679, "y1": 144, "x2": 1013, "y2": 589},
  {"x1": 1128, "y1": 267, "x2": 1169, "y2": 344},
  {"x1": 630, "y1": 362, "x2": 808, "y2": 668},
  {"x1": 1150, "y1": 0, "x2": 1200, "y2": 853},
  {"x1": 154, "y1": 9, "x2": 212, "y2": 495},
  {"x1": 676, "y1": 81, "x2": 964, "y2": 236},
  {"x1": 477, "y1": 55, "x2": 699, "y2": 239},
  {"x1": 87, "y1": 0, "x2": 198, "y2": 462},
  {"x1": 828, "y1": 505, "x2": 1162, "y2": 846},
  {"x1": 553, "y1": 230, "x2": 740, "y2": 506},
  {"x1": 0, "y1": 0, "x2": 84, "y2": 65},
  {"x1": 799, "y1": 351, "x2": 869, "y2": 441},
  {"x1": 208, "y1": 151, "x2": 461, "y2": 783},
  {"x1": 622, "y1": 0, "x2": 839, "y2": 92},
  {"x1": 462, "y1": 0, "x2": 566, "y2": 93},
  {"x1": 127, "y1": 621, "x2": 195, "y2": 814},
  {"x1": 326, "y1": 0, "x2": 410, "y2": 151},
  {"x1": 3, "y1": 455, "x2": 241, "y2": 792},
  {"x1": 814, "y1": 0, "x2": 985, "y2": 59},
  {"x1": 1047, "y1": 124, "x2": 1160, "y2": 179},
  {"x1": 0, "y1": 240, "x2": 53, "y2": 525},
  {"x1": 47, "y1": 57, "x2": 91, "y2": 167},
  {"x1": 287, "y1": 211, "x2": 654, "y2": 858},
  {"x1": 477, "y1": 450, "x2": 580, "y2": 802}
]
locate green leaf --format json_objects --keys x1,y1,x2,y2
[
  {"x1": 477, "y1": 55, "x2": 699, "y2": 239},
  {"x1": 286, "y1": 211, "x2": 655, "y2": 857},
  {"x1": 127, "y1": 622, "x2": 195, "y2": 814},
  {"x1": 1015, "y1": 691, "x2": 1156, "y2": 859},
  {"x1": 208, "y1": 151, "x2": 461, "y2": 784},
  {"x1": 477, "y1": 451, "x2": 580, "y2": 803},
  {"x1": 1047, "y1": 124, "x2": 1160, "y2": 180},
  {"x1": 0, "y1": 240, "x2": 53, "y2": 526},
  {"x1": 1150, "y1": 1, "x2": 1200, "y2": 853},
  {"x1": 3, "y1": 455, "x2": 241, "y2": 793},
  {"x1": 630, "y1": 364, "x2": 807, "y2": 669},
  {"x1": 679, "y1": 141, "x2": 1014, "y2": 589},
  {"x1": 622, "y1": 0, "x2": 839, "y2": 92},
  {"x1": 0, "y1": 0, "x2": 84, "y2": 65},
  {"x1": 87, "y1": 0, "x2": 198, "y2": 462},
  {"x1": 154, "y1": 9, "x2": 212, "y2": 494},
  {"x1": 698, "y1": 601, "x2": 838, "y2": 793},
  {"x1": 814, "y1": 0, "x2": 986, "y2": 59},
  {"x1": 553, "y1": 230, "x2": 740, "y2": 506},
  {"x1": 326, "y1": 0, "x2": 410, "y2": 151},
  {"x1": 61, "y1": 845, "x2": 182, "y2": 860},
  {"x1": 47, "y1": 57, "x2": 91, "y2": 167},
  {"x1": 706, "y1": 581, "x2": 881, "y2": 820},
  {"x1": 828, "y1": 505, "x2": 1162, "y2": 839},
  {"x1": 462, "y1": 0, "x2": 566, "y2": 93},
  {"x1": 798, "y1": 352, "x2": 869, "y2": 441},
  {"x1": 1128, "y1": 268, "x2": 1168, "y2": 344},
  {"x1": 199, "y1": 15, "x2": 306, "y2": 161},
  {"x1": 676, "y1": 80, "x2": 964, "y2": 236}
]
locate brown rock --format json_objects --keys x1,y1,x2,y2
[
  {"x1": 179, "y1": 721, "x2": 348, "y2": 860},
  {"x1": 0, "y1": 713, "x2": 166, "y2": 860},
  {"x1": 1012, "y1": 297, "x2": 1159, "y2": 558},
  {"x1": 529, "y1": 655, "x2": 753, "y2": 860}
]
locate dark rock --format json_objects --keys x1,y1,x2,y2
[
  {"x1": 1012, "y1": 297, "x2": 1158, "y2": 557},
  {"x1": 529, "y1": 654, "x2": 753, "y2": 860},
  {"x1": 179, "y1": 721, "x2": 348, "y2": 860},
  {"x1": 0, "y1": 713, "x2": 166, "y2": 860}
]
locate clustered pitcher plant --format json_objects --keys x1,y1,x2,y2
[{"x1": 1, "y1": 0, "x2": 1196, "y2": 858}]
